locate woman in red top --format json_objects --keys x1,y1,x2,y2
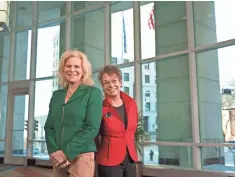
[{"x1": 95, "y1": 65, "x2": 138, "y2": 177}]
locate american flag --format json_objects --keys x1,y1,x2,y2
[{"x1": 148, "y1": 6, "x2": 155, "y2": 29}]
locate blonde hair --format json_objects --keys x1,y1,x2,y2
[{"x1": 57, "y1": 50, "x2": 94, "y2": 87}]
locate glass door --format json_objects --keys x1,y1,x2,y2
[{"x1": 4, "y1": 87, "x2": 29, "y2": 165}]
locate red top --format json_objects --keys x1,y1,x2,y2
[{"x1": 95, "y1": 91, "x2": 138, "y2": 166}]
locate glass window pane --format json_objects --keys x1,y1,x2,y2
[
  {"x1": 9, "y1": 2, "x2": 15, "y2": 29},
  {"x1": 142, "y1": 144, "x2": 193, "y2": 168},
  {"x1": 140, "y1": 1, "x2": 187, "y2": 59},
  {"x1": 196, "y1": 46, "x2": 236, "y2": 143},
  {"x1": 33, "y1": 79, "x2": 58, "y2": 159},
  {"x1": 38, "y1": 2, "x2": 66, "y2": 23},
  {"x1": 14, "y1": 30, "x2": 31, "y2": 81},
  {"x1": 0, "y1": 33, "x2": 10, "y2": 82},
  {"x1": 0, "y1": 84, "x2": 7, "y2": 156},
  {"x1": 111, "y1": 2, "x2": 134, "y2": 64},
  {"x1": 16, "y1": 1, "x2": 32, "y2": 27},
  {"x1": 142, "y1": 56, "x2": 192, "y2": 143},
  {"x1": 72, "y1": 2, "x2": 104, "y2": 12},
  {"x1": 201, "y1": 146, "x2": 235, "y2": 172},
  {"x1": 124, "y1": 86, "x2": 130, "y2": 95},
  {"x1": 12, "y1": 94, "x2": 29, "y2": 156},
  {"x1": 0, "y1": 85, "x2": 8, "y2": 140},
  {"x1": 72, "y1": 8, "x2": 104, "y2": 70},
  {"x1": 0, "y1": 141, "x2": 4, "y2": 156},
  {"x1": 93, "y1": 72, "x2": 103, "y2": 94},
  {"x1": 142, "y1": 62, "x2": 157, "y2": 141},
  {"x1": 36, "y1": 22, "x2": 65, "y2": 78},
  {"x1": 120, "y1": 66, "x2": 134, "y2": 98},
  {"x1": 111, "y1": 57, "x2": 117, "y2": 65},
  {"x1": 193, "y1": 1, "x2": 236, "y2": 47},
  {"x1": 124, "y1": 73, "x2": 129, "y2": 81}
]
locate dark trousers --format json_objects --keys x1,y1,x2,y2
[{"x1": 97, "y1": 152, "x2": 136, "y2": 177}]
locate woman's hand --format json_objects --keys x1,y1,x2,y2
[
  {"x1": 58, "y1": 160, "x2": 71, "y2": 169},
  {"x1": 50, "y1": 150, "x2": 67, "y2": 167}
]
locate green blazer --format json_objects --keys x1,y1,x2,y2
[{"x1": 44, "y1": 84, "x2": 103, "y2": 161}]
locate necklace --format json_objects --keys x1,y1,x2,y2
[{"x1": 109, "y1": 99, "x2": 123, "y2": 107}]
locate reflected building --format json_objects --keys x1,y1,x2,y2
[{"x1": 52, "y1": 31, "x2": 60, "y2": 91}]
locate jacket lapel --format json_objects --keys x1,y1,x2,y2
[
  {"x1": 64, "y1": 84, "x2": 88, "y2": 104},
  {"x1": 103, "y1": 91, "x2": 133, "y2": 130},
  {"x1": 103, "y1": 98, "x2": 125, "y2": 127},
  {"x1": 120, "y1": 92, "x2": 132, "y2": 130}
]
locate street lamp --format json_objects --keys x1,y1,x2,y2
[{"x1": 0, "y1": 1, "x2": 10, "y2": 31}]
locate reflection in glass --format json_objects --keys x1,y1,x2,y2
[
  {"x1": 14, "y1": 30, "x2": 31, "y2": 81},
  {"x1": 36, "y1": 23, "x2": 65, "y2": 78},
  {"x1": 72, "y1": 8, "x2": 104, "y2": 70},
  {"x1": 142, "y1": 62, "x2": 157, "y2": 142},
  {"x1": 142, "y1": 144, "x2": 193, "y2": 168},
  {"x1": 12, "y1": 95, "x2": 29, "y2": 156},
  {"x1": 157, "y1": 56, "x2": 191, "y2": 142},
  {"x1": 120, "y1": 66, "x2": 134, "y2": 98},
  {"x1": 142, "y1": 56, "x2": 192, "y2": 143},
  {"x1": 196, "y1": 46, "x2": 236, "y2": 143},
  {"x1": 0, "y1": 85, "x2": 8, "y2": 157},
  {"x1": 140, "y1": 2, "x2": 155, "y2": 59},
  {"x1": 16, "y1": 1, "x2": 32, "y2": 27},
  {"x1": 33, "y1": 79, "x2": 58, "y2": 159},
  {"x1": 0, "y1": 34, "x2": 10, "y2": 82},
  {"x1": 93, "y1": 72, "x2": 103, "y2": 94},
  {"x1": 72, "y1": 1, "x2": 104, "y2": 12},
  {"x1": 140, "y1": 1, "x2": 187, "y2": 58},
  {"x1": 111, "y1": 2, "x2": 134, "y2": 64},
  {"x1": 193, "y1": 1, "x2": 236, "y2": 47},
  {"x1": 201, "y1": 146, "x2": 235, "y2": 172},
  {"x1": 0, "y1": 142, "x2": 4, "y2": 156},
  {"x1": 38, "y1": 2, "x2": 66, "y2": 23}
]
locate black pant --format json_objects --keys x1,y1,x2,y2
[{"x1": 97, "y1": 152, "x2": 136, "y2": 177}]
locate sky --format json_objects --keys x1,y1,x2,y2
[
  {"x1": 214, "y1": 1, "x2": 236, "y2": 88},
  {"x1": 20, "y1": 1, "x2": 235, "y2": 117}
]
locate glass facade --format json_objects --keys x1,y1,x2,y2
[
  {"x1": 36, "y1": 22, "x2": 65, "y2": 78},
  {"x1": 0, "y1": 1, "x2": 235, "y2": 174}
]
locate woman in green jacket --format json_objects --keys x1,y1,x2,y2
[{"x1": 44, "y1": 50, "x2": 103, "y2": 177}]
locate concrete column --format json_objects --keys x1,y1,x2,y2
[
  {"x1": 155, "y1": 1, "x2": 223, "y2": 167},
  {"x1": 196, "y1": 50, "x2": 224, "y2": 165},
  {"x1": 154, "y1": 1, "x2": 188, "y2": 55},
  {"x1": 72, "y1": 2, "x2": 105, "y2": 70},
  {"x1": 156, "y1": 55, "x2": 192, "y2": 167},
  {"x1": 194, "y1": 1, "x2": 224, "y2": 166},
  {"x1": 193, "y1": 1, "x2": 217, "y2": 46},
  {"x1": 154, "y1": 1, "x2": 191, "y2": 167}
]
